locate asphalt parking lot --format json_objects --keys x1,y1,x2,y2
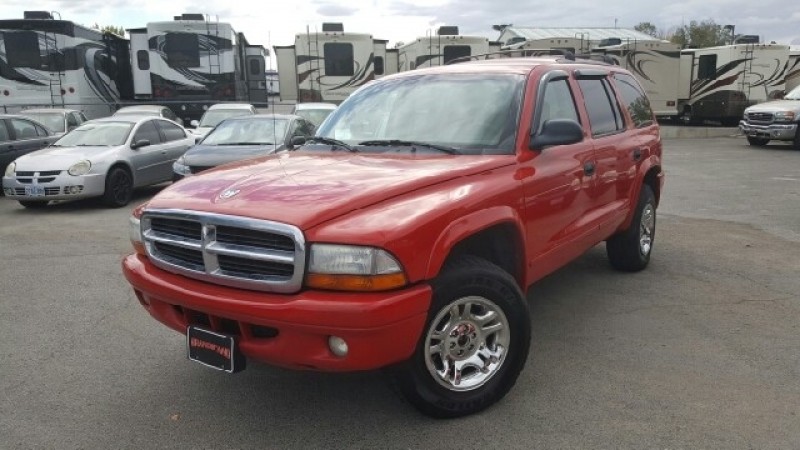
[{"x1": 1, "y1": 136, "x2": 799, "y2": 449}]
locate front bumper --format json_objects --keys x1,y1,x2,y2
[
  {"x1": 2, "y1": 173, "x2": 105, "y2": 201},
  {"x1": 122, "y1": 254, "x2": 432, "y2": 371},
  {"x1": 739, "y1": 121, "x2": 798, "y2": 140}
]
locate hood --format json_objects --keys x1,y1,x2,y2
[
  {"x1": 746, "y1": 99, "x2": 800, "y2": 113},
  {"x1": 182, "y1": 144, "x2": 280, "y2": 168},
  {"x1": 149, "y1": 151, "x2": 515, "y2": 230},
  {"x1": 13, "y1": 145, "x2": 118, "y2": 172}
]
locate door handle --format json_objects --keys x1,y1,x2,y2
[
  {"x1": 632, "y1": 148, "x2": 644, "y2": 161},
  {"x1": 583, "y1": 161, "x2": 596, "y2": 176}
]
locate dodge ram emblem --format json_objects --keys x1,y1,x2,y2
[{"x1": 219, "y1": 189, "x2": 240, "y2": 199}]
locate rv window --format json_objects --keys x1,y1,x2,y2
[
  {"x1": 443, "y1": 45, "x2": 471, "y2": 64},
  {"x1": 374, "y1": 56, "x2": 384, "y2": 75},
  {"x1": 249, "y1": 58, "x2": 261, "y2": 76},
  {"x1": 137, "y1": 50, "x2": 150, "y2": 70},
  {"x1": 323, "y1": 43, "x2": 354, "y2": 76},
  {"x1": 698, "y1": 54, "x2": 717, "y2": 80},
  {"x1": 5, "y1": 31, "x2": 42, "y2": 69},
  {"x1": 578, "y1": 78, "x2": 624, "y2": 137},
  {"x1": 165, "y1": 33, "x2": 200, "y2": 68},
  {"x1": 613, "y1": 73, "x2": 654, "y2": 128}
]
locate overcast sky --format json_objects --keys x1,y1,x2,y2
[{"x1": 2, "y1": 0, "x2": 798, "y2": 67}]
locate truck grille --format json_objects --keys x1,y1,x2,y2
[
  {"x1": 142, "y1": 210, "x2": 306, "y2": 293},
  {"x1": 747, "y1": 112, "x2": 773, "y2": 123}
]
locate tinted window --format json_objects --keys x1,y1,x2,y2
[
  {"x1": 137, "y1": 50, "x2": 150, "y2": 70},
  {"x1": 324, "y1": 43, "x2": 354, "y2": 76},
  {"x1": 538, "y1": 78, "x2": 580, "y2": 133},
  {"x1": 5, "y1": 31, "x2": 41, "y2": 69},
  {"x1": 374, "y1": 56, "x2": 385, "y2": 75},
  {"x1": 67, "y1": 113, "x2": 79, "y2": 127},
  {"x1": 165, "y1": 33, "x2": 200, "y2": 68},
  {"x1": 578, "y1": 78, "x2": 623, "y2": 137},
  {"x1": 162, "y1": 109, "x2": 177, "y2": 121},
  {"x1": 249, "y1": 58, "x2": 261, "y2": 76},
  {"x1": 698, "y1": 54, "x2": 717, "y2": 80},
  {"x1": 0, "y1": 122, "x2": 9, "y2": 142},
  {"x1": 132, "y1": 121, "x2": 162, "y2": 145},
  {"x1": 10, "y1": 119, "x2": 39, "y2": 140},
  {"x1": 614, "y1": 73, "x2": 654, "y2": 128},
  {"x1": 443, "y1": 45, "x2": 471, "y2": 64},
  {"x1": 156, "y1": 120, "x2": 186, "y2": 142},
  {"x1": 79, "y1": 113, "x2": 88, "y2": 122}
]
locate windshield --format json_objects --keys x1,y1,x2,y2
[
  {"x1": 54, "y1": 122, "x2": 133, "y2": 147},
  {"x1": 202, "y1": 118, "x2": 288, "y2": 145},
  {"x1": 295, "y1": 109, "x2": 334, "y2": 128},
  {"x1": 199, "y1": 110, "x2": 252, "y2": 127},
  {"x1": 316, "y1": 73, "x2": 524, "y2": 155},
  {"x1": 785, "y1": 85, "x2": 800, "y2": 100},
  {"x1": 21, "y1": 113, "x2": 64, "y2": 133}
]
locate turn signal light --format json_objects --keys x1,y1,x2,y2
[{"x1": 305, "y1": 273, "x2": 407, "y2": 292}]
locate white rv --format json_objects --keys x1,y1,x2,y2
[
  {"x1": 128, "y1": 14, "x2": 267, "y2": 123},
  {"x1": 502, "y1": 37, "x2": 593, "y2": 54},
  {"x1": 0, "y1": 11, "x2": 133, "y2": 118},
  {"x1": 678, "y1": 43, "x2": 790, "y2": 125},
  {"x1": 591, "y1": 41, "x2": 682, "y2": 118},
  {"x1": 274, "y1": 23, "x2": 392, "y2": 104},
  {"x1": 398, "y1": 27, "x2": 492, "y2": 71}
]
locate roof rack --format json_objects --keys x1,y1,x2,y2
[{"x1": 446, "y1": 48, "x2": 616, "y2": 66}]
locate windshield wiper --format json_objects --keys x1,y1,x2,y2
[
  {"x1": 357, "y1": 139, "x2": 461, "y2": 155},
  {"x1": 304, "y1": 136, "x2": 357, "y2": 152}
]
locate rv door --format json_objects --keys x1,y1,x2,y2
[{"x1": 130, "y1": 30, "x2": 152, "y2": 98}]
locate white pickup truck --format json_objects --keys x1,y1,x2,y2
[{"x1": 739, "y1": 85, "x2": 800, "y2": 148}]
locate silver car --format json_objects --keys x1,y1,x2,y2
[{"x1": 2, "y1": 116, "x2": 193, "y2": 208}]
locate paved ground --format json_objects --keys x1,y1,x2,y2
[{"x1": 1, "y1": 137, "x2": 799, "y2": 449}]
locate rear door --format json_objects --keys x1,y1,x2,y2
[
  {"x1": 155, "y1": 120, "x2": 192, "y2": 181},
  {"x1": 129, "y1": 120, "x2": 168, "y2": 186}
]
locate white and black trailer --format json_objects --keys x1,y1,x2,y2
[{"x1": 397, "y1": 27, "x2": 493, "y2": 71}]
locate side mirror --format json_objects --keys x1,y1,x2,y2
[
  {"x1": 289, "y1": 136, "x2": 306, "y2": 148},
  {"x1": 131, "y1": 139, "x2": 151, "y2": 150},
  {"x1": 190, "y1": 120, "x2": 199, "y2": 128},
  {"x1": 529, "y1": 119, "x2": 584, "y2": 150}
]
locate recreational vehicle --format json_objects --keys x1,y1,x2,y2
[
  {"x1": 0, "y1": 11, "x2": 133, "y2": 118},
  {"x1": 127, "y1": 13, "x2": 267, "y2": 123},
  {"x1": 592, "y1": 40, "x2": 682, "y2": 118},
  {"x1": 274, "y1": 23, "x2": 391, "y2": 104},
  {"x1": 397, "y1": 27, "x2": 492, "y2": 71},
  {"x1": 678, "y1": 43, "x2": 790, "y2": 125}
]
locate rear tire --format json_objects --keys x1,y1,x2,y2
[
  {"x1": 391, "y1": 256, "x2": 530, "y2": 418},
  {"x1": 607, "y1": 185, "x2": 656, "y2": 272},
  {"x1": 19, "y1": 200, "x2": 49, "y2": 209},
  {"x1": 747, "y1": 136, "x2": 769, "y2": 147},
  {"x1": 102, "y1": 167, "x2": 133, "y2": 208}
]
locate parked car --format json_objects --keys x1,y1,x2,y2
[
  {"x1": 113, "y1": 105, "x2": 183, "y2": 126},
  {"x1": 173, "y1": 114, "x2": 314, "y2": 180},
  {"x1": 291, "y1": 102, "x2": 337, "y2": 128},
  {"x1": 19, "y1": 108, "x2": 88, "y2": 136},
  {"x1": 123, "y1": 56, "x2": 663, "y2": 418},
  {"x1": 0, "y1": 114, "x2": 58, "y2": 180},
  {"x1": 739, "y1": 84, "x2": 800, "y2": 148},
  {"x1": 3, "y1": 116, "x2": 193, "y2": 208},
  {"x1": 189, "y1": 103, "x2": 257, "y2": 140}
]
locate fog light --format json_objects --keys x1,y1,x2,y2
[
  {"x1": 3, "y1": 188, "x2": 11, "y2": 195},
  {"x1": 328, "y1": 336, "x2": 348, "y2": 357}
]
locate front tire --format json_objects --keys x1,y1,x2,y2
[
  {"x1": 607, "y1": 185, "x2": 656, "y2": 272},
  {"x1": 102, "y1": 167, "x2": 133, "y2": 207},
  {"x1": 747, "y1": 136, "x2": 769, "y2": 146},
  {"x1": 391, "y1": 256, "x2": 531, "y2": 418}
]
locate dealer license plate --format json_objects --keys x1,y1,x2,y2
[
  {"x1": 24, "y1": 185, "x2": 46, "y2": 197},
  {"x1": 186, "y1": 326, "x2": 245, "y2": 373}
]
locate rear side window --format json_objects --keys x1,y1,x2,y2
[
  {"x1": 578, "y1": 78, "x2": 625, "y2": 137},
  {"x1": 156, "y1": 120, "x2": 186, "y2": 142},
  {"x1": 0, "y1": 122, "x2": 10, "y2": 142},
  {"x1": 10, "y1": 119, "x2": 39, "y2": 140},
  {"x1": 133, "y1": 121, "x2": 162, "y2": 144},
  {"x1": 67, "y1": 114, "x2": 79, "y2": 128},
  {"x1": 538, "y1": 78, "x2": 580, "y2": 133},
  {"x1": 324, "y1": 43, "x2": 354, "y2": 76},
  {"x1": 614, "y1": 73, "x2": 654, "y2": 128},
  {"x1": 35, "y1": 124, "x2": 49, "y2": 136},
  {"x1": 698, "y1": 54, "x2": 717, "y2": 80}
]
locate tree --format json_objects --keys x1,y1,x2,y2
[
  {"x1": 634, "y1": 22, "x2": 659, "y2": 38},
  {"x1": 669, "y1": 20, "x2": 729, "y2": 48},
  {"x1": 92, "y1": 24, "x2": 126, "y2": 38}
]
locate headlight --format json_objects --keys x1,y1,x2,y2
[
  {"x1": 68, "y1": 160, "x2": 91, "y2": 176},
  {"x1": 129, "y1": 215, "x2": 145, "y2": 255},
  {"x1": 4, "y1": 161, "x2": 15, "y2": 177},
  {"x1": 306, "y1": 244, "x2": 407, "y2": 291},
  {"x1": 774, "y1": 111, "x2": 796, "y2": 122},
  {"x1": 173, "y1": 157, "x2": 191, "y2": 176}
]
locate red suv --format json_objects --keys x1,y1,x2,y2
[{"x1": 123, "y1": 56, "x2": 663, "y2": 418}]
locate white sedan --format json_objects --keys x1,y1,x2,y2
[{"x1": 2, "y1": 116, "x2": 193, "y2": 208}]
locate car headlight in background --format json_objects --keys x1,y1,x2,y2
[
  {"x1": 68, "y1": 160, "x2": 91, "y2": 176},
  {"x1": 773, "y1": 111, "x2": 796, "y2": 122},
  {"x1": 173, "y1": 157, "x2": 191, "y2": 176},
  {"x1": 306, "y1": 244, "x2": 407, "y2": 291},
  {"x1": 4, "y1": 161, "x2": 16, "y2": 177}
]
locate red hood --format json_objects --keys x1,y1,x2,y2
[{"x1": 147, "y1": 151, "x2": 515, "y2": 230}]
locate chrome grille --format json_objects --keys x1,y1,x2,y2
[
  {"x1": 13, "y1": 170, "x2": 63, "y2": 185},
  {"x1": 142, "y1": 209, "x2": 305, "y2": 293},
  {"x1": 747, "y1": 112, "x2": 773, "y2": 123}
]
